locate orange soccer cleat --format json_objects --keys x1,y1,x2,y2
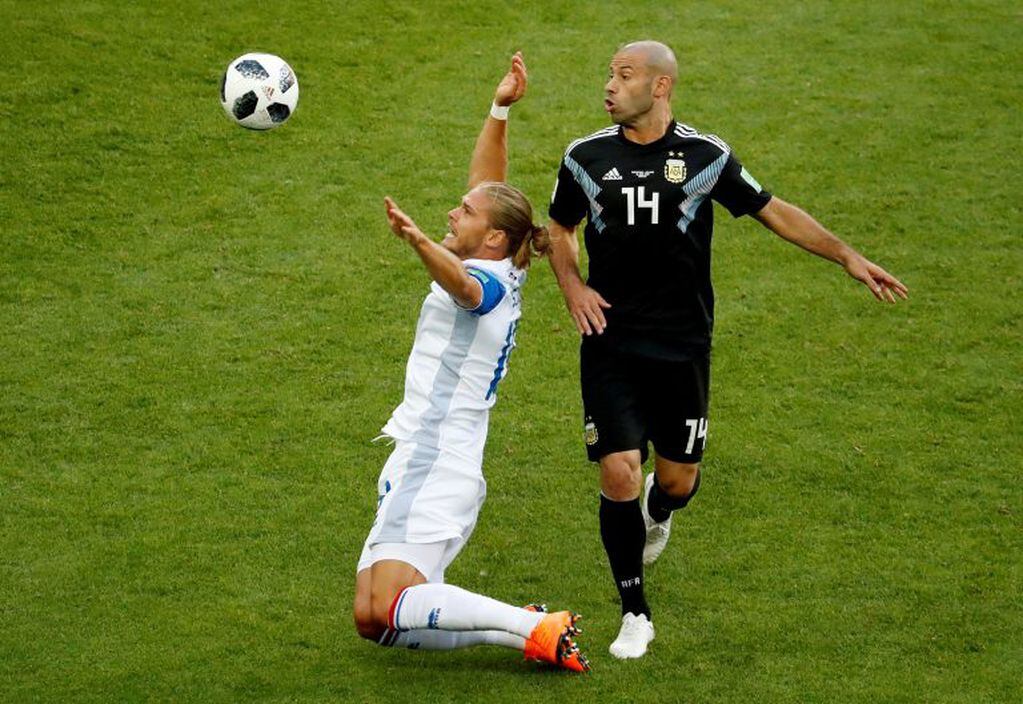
[{"x1": 523, "y1": 611, "x2": 590, "y2": 673}]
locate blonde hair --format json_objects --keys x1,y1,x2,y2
[{"x1": 477, "y1": 181, "x2": 551, "y2": 269}]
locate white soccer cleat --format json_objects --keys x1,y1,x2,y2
[
  {"x1": 641, "y1": 472, "x2": 672, "y2": 565},
  {"x1": 608, "y1": 612, "x2": 654, "y2": 659}
]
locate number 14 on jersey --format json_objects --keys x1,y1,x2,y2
[{"x1": 621, "y1": 186, "x2": 660, "y2": 225}]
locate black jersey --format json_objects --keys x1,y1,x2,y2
[{"x1": 549, "y1": 120, "x2": 771, "y2": 360}]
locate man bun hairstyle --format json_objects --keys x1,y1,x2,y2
[{"x1": 477, "y1": 181, "x2": 552, "y2": 269}]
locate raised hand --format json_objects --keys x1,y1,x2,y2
[
  {"x1": 384, "y1": 196, "x2": 426, "y2": 244},
  {"x1": 494, "y1": 51, "x2": 527, "y2": 107}
]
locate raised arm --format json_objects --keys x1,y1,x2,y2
[
  {"x1": 753, "y1": 196, "x2": 909, "y2": 303},
  {"x1": 467, "y1": 52, "x2": 527, "y2": 188},
  {"x1": 384, "y1": 197, "x2": 482, "y2": 309}
]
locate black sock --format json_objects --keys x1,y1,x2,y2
[
  {"x1": 599, "y1": 494, "x2": 650, "y2": 618},
  {"x1": 647, "y1": 470, "x2": 701, "y2": 523}
]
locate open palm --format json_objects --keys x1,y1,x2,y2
[{"x1": 494, "y1": 51, "x2": 527, "y2": 106}]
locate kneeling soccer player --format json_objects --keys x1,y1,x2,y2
[{"x1": 352, "y1": 53, "x2": 589, "y2": 673}]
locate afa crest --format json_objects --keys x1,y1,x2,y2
[
  {"x1": 664, "y1": 151, "x2": 687, "y2": 184},
  {"x1": 584, "y1": 420, "x2": 599, "y2": 446}
]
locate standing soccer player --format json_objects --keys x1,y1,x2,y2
[
  {"x1": 547, "y1": 41, "x2": 908, "y2": 659},
  {"x1": 353, "y1": 54, "x2": 589, "y2": 673}
]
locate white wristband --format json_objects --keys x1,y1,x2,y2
[{"x1": 489, "y1": 102, "x2": 510, "y2": 120}]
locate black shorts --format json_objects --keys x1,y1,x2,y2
[{"x1": 580, "y1": 340, "x2": 710, "y2": 464}]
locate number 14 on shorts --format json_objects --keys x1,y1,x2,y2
[{"x1": 684, "y1": 418, "x2": 708, "y2": 454}]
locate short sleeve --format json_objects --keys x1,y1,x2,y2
[
  {"x1": 709, "y1": 153, "x2": 772, "y2": 218},
  {"x1": 459, "y1": 267, "x2": 506, "y2": 316},
  {"x1": 548, "y1": 156, "x2": 589, "y2": 228}
]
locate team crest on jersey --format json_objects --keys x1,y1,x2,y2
[
  {"x1": 584, "y1": 419, "x2": 599, "y2": 446},
  {"x1": 664, "y1": 151, "x2": 687, "y2": 184}
]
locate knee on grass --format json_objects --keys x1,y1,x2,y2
[
  {"x1": 354, "y1": 602, "x2": 387, "y2": 642},
  {"x1": 354, "y1": 590, "x2": 401, "y2": 642}
]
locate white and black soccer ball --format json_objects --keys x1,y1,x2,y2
[{"x1": 220, "y1": 53, "x2": 299, "y2": 130}]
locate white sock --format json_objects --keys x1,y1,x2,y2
[
  {"x1": 378, "y1": 628, "x2": 524, "y2": 651},
  {"x1": 389, "y1": 583, "x2": 543, "y2": 638}
]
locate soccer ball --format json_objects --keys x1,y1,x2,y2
[{"x1": 220, "y1": 53, "x2": 299, "y2": 130}]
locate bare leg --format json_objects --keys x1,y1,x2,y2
[
  {"x1": 353, "y1": 560, "x2": 427, "y2": 642},
  {"x1": 353, "y1": 559, "x2": 535, "y2": 652}
]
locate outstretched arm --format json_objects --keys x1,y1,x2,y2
[
  {"x1": 467, "y1": 52, "x2": 528, "y2": 188},
  {"x1": 753, "y1": 196, "x2": 909, "y2": 303},
  {"x1": 384, "y1": 196, "x2": 482, "y2": 309}
]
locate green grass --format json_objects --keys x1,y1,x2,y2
[{"x1": 2, "y1": 0, "x2": 1020, "y2": 701}]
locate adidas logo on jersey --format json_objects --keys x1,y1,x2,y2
[{"x1": 601, "y1": 167, "x2": 623, "y2": 181}]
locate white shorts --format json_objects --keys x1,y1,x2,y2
[
  {"x1": 357, "y1": 440, "x2": 486, "y2": 580},
  {"x1": 356, "y1": 539, "x2": 461, "y2": 583}
]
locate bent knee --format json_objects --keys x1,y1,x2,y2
[
  {"x1": 657, "y1": 463, "x2": 700, "y2": 497},
  {"x1": 354, "y1": 594, "x2": 390, "y2": 642},
  {"x1": 354, "y1": 607, "x2": 387, "y2": 642},
  {"x1": 600, "y1": 454, "x2": 643, "y2": 500},
  {"x1": 369, "y1": 590, "x2": 402, "y2": 628}
]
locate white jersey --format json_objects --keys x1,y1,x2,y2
[
  {"x1": 380, "y1": 256, "x2": 525, "y2": 464},
  {"x1": 367, "y1": 257, "x2": 525, "y2": 548}
]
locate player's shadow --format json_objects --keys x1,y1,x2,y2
[{"x1": 355, "y1": 645, "x2": 582, "y2": 677}]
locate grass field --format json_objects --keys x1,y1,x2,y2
[{"x1": 2, "y1": 1, "x2": 1021, "y2": 701}]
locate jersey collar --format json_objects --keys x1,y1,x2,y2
[{"x1": 615, "y1": 119, "x2": 677, "y2": 149}]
